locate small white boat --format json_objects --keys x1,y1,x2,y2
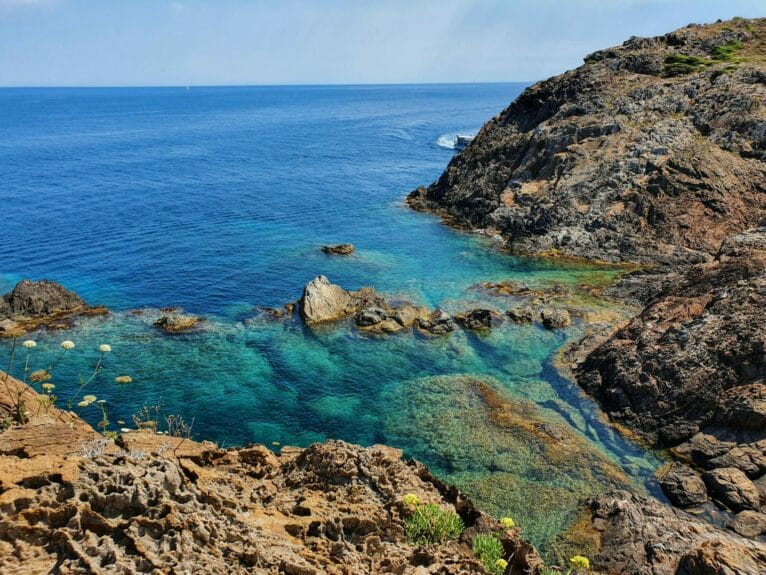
[{"x1": 454, "y1": 134, "x2": 474, "y2": 150}]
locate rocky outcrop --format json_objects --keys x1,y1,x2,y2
[
  {"x1": 409, "y1": 18, "x2": 766, "y2": 265},
  {"x1": 322, "y1": 243, "x2": 355, "y2": 255},
  {"x1": 0, "y1": 375, "x2": 542, "y2": 574},
  {"x1": 588, "y1": 490, "x2": 766, "y2": 575},
  {"x1": 300, "y1": 275, "x2": 361, "y2": 324},
  {"x1": 575, "y1": 229, "x2": 765, "y2": 443},
  {"x1": 0, "y1": 279, "x2": 105, "y2": 336},
  {"x1": 574, "y1": 228, "x2": 766, "y2": 529}
]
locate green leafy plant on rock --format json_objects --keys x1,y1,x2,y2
[
  {"x1": 711, "y1": 39, "x2": 742, "y2": 61},
  {"x1": 663, "y1": 54, "x2": 712, "y2": 76},
  {"x1": 472, "y1": 533, "x2": 507, "y2": 574},
  {"x1": 404, "y1": 503, "x2": 464, "y2": 545}
]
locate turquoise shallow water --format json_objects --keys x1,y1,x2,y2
[{"x1": 0, "y1": 84, "x2": 664, "y2": 555}]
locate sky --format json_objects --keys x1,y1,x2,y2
[{"x1": 0, "y1": 0, "x2": 763, "y2": 86}]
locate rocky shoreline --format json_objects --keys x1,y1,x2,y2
[
  {"x1": 1, "y1": 16, "x2": 765, "y2": 575},
  {"x1": 408, "y1": 15, "x2": 766, "y2": 574}
]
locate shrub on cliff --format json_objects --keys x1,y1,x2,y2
[{"x1": 404, "y1": 503, "x2": 463, "y2": 545}]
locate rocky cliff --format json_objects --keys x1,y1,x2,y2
[{"x1": 409, "y1": 18, "x2": 766, "y2": 265}]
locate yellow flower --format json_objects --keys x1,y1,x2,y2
[
  {"x1": 495, "y1": 558, "x2": 508, "y2": 572},
  {"x1": 570, "y1": 555, "x2": 590, "y2": 572},
  {"x1": 83, "y1": 394, "x2": 97, "y2": 403},
  {"x1": 41, "y1": 383, "x2": 55, "y2": 391},
  {"x1": 500, "y1": 516, "x2": 515, "y2": 528},
  {"x1": 60, "y1": 340, "x2": 75, "y2": 350},
  {"x1": 77, "y1": 400, "x2": 90, "y2": 407},
  {"x1": 403, "y1": 493, "x2": 421, "y2": 507},
  {"x1": 22, "y1": 340, "x2": 37, "y2": 348},
  {"x1": 114, "y1": 375, "x2": 133, "y2": 384},
  {"x1": 99, "y1": 344, "x2": 111, "y2": 353}
]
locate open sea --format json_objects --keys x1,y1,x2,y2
[{"x1": 0, "y1": 84, "x2": 664, "y2": 555}]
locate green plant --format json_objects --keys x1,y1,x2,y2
[
  {"x1": 404, "y1": 503, "x2": 464, "y2": 545},
  {"x1": 663, "y1": 54, "x2": 711, "y2": 76},
  {"x1": 711, "y1": 39, "x2": 742, "y2": 61},
  {"x1": 472, "y1": 533, "x2": 506, "y2": 574}
]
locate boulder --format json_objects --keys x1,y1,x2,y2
[
  {"x1": 658, "y1": 463, "x2": 708, "y2": 508},
  {"x1": 455, "y1": 308, "x2": 498, "y2": 331},
  {"x1": 299, "y1": 276, "x2": 357, "y2": 324},
  {"x1": 416, "y1": 310, "x2": 457, "y2": 336},
  {"x1": 354, "y1": 307, "x2": 388, "y2": 327},
  {"x1": 321, "y1": 244, "x2": 355, "y2": 255},
  {"x1": 540, "y1": 308, "x2": 571, "y2": 329},
  {"x1": 702, "y1": 467, "x2": 764, "y2": 512},
  {"x1": 390, "y1": 304, "x2": 430, "y2": 327},
  {"x1": 727, "y1": 510, "x2": 766, "y2": 538}
]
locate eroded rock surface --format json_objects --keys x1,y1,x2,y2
[
  {"x1": 0, "y1": 376, "x2": 543, "y2": 575},
  {"x1": 589, "y1": 490, "x2": 766, "y2": 575}
]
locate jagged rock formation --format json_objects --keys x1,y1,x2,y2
[
  {"x1": 0, "y1": 374, "x2": 542, "y2": 575},
  {"x1": 588, "y1": 491, "x2": 766, "y2": 575},
  {"x1": 0, "y1": 279, "x2": 105, "y2": 336},
  {"x1": 573, "y1": 228, "x2": 765, "y2": 529},
  {"x1": 409, "y1": 18, "x2": 766, "y2": 265}
]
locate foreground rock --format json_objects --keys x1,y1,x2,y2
[
  {"x1": 0, "y1": 279, "x2": 106, "y2": 335},
  {"x1": 409, "y1": 18, "x2": 766, "y2": 265},
  {"x1": 0, "y1": 376, "x2": 542, "y2": 575},
  {"x1": 322, "y1": 243, "x2": 355, "y2": 255},
  {"x1": 589, "y1": 491, "x2": 766, "y2": 575}
]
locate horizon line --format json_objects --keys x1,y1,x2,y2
[{"x1": 0, "y1": 80, "x2": 535, "y2": 90}]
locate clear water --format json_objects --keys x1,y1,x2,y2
[{"x1": 0, "y1": 85, "x2": 664, "y2": 555}]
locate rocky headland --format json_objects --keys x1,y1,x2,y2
[{"x1": 409, "y1": 16, "x2": 766, "y2": 573}]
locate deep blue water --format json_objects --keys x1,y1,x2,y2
[{"x1": 0, "y1": 85, "x2": 663, "y2": 552}]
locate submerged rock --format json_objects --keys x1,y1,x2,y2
[
  {"x1": 455, "y1": 308, "x2": 499, "y2": 331},
  {"x1": 507, "y1": 306, "x2": 538, "y2": 323},
  {"x1": 540, "y1": 308, "x2": 571, "y2": 329},
  {"x1": 154, "y1": 314, "x2": 203, "y2": 334},
  {"x1": 321, "y1": 243, "x2": 355, "y2": 255}
]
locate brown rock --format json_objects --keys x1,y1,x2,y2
[
  {"x1": 154, "y1": 314, "x2": 203, "y2": 333},
  {"x1": 658, "y1": 463, "x2": 708, "y2": 508},
  {"x1": 702, "y1": 467, "x2": 764, "y2": 512},
  {"x1": 321, "y1": 243, "x2": 355, "y2": 255},
  {"x1": 727, "y1": 510, "x2": 766, "y2": 538}
]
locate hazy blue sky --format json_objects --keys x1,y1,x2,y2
[{"x1": 0, "y1": 0, "x2": 762, "y2": 86}]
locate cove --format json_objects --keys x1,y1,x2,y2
[{"x1": 0, "y1": 84, "x2": 664, "y2": 555}]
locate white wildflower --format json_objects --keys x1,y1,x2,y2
[
  {"x1": 22, "y1": 340, "x2": 37, "y2": 348},
  {"x1": 99, "y1": 344, "x2": 111, "y2": 353},
  {"x1": 60, "y1": 340, "x2": 75, "y2": 350}
]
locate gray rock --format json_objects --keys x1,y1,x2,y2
[
  {"x1": 455, "y1": 308, "x2": 497, "y2": 331},
  {"x1": 0, "y1": 279, "x2": 86, "y2": 320}
]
